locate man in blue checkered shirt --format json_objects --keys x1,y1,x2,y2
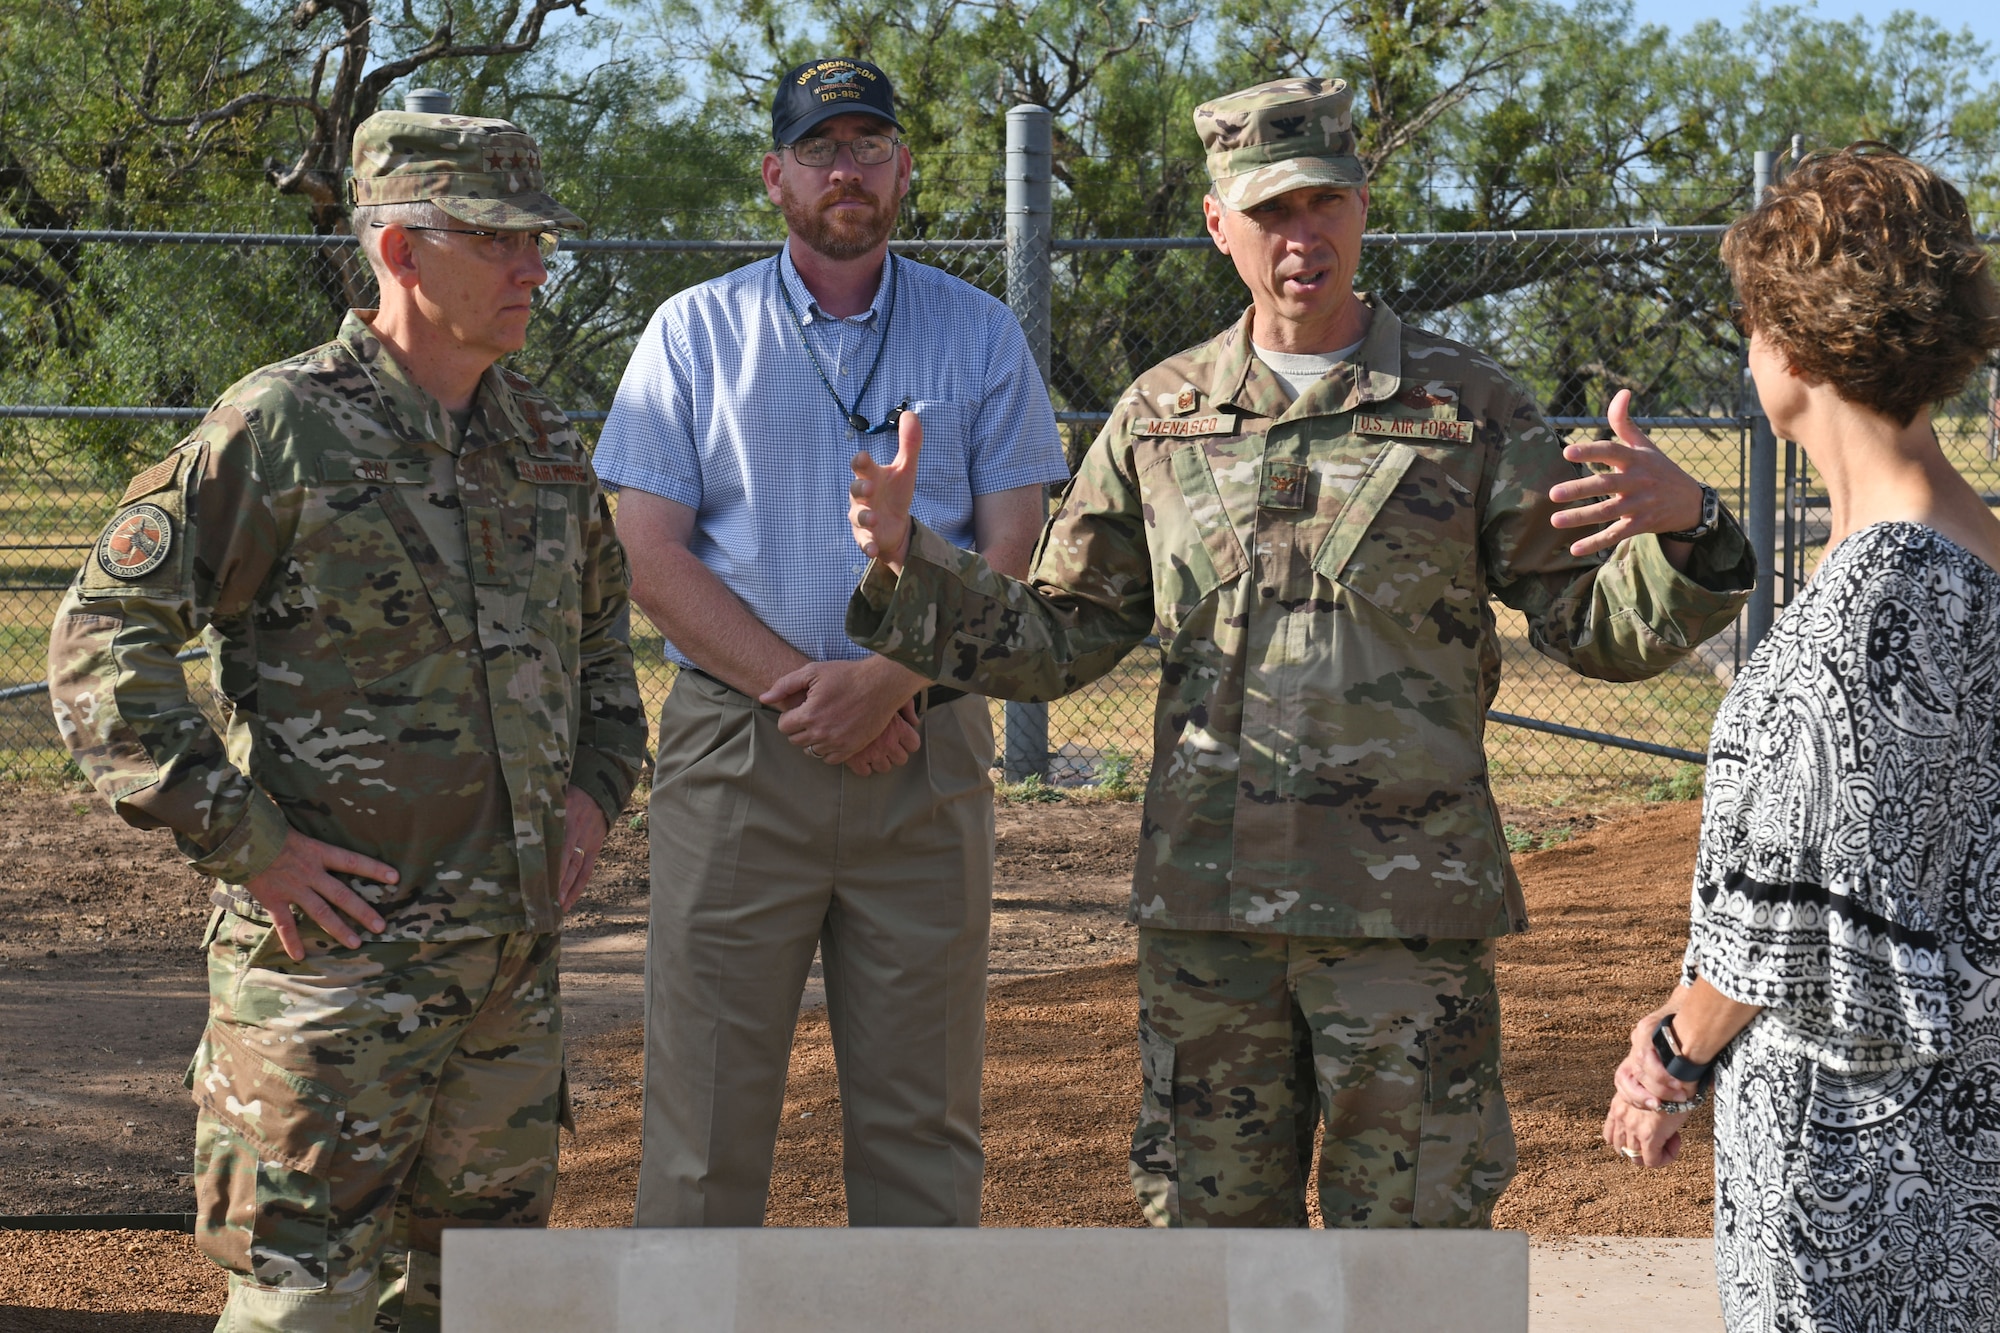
[{"x1": 592, "y1": 56, "x2": 1068, "y2": 1227}]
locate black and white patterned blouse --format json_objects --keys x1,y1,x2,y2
[{"x1": 1684, "y1": 521, "x2": 2000, "y2": 1333}]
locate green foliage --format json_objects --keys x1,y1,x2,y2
[
  {"x1": 1503, "y1": 820, "x2": 1576, "y2": 851},
  {"x1": 1644, "y1": 762, "x2": 1707, "y2": 803},
  {"x1": 1092, "y1": 746, "x2": 1145, "y2": 798},
  {"x1": 996, "y1": 773, "x2": 1065, "y2": 803}
]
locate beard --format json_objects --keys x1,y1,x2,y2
[{"x1": 779, "y1": 176, "x2": 899, "y2": 261}]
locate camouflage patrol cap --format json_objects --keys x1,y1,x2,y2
[
  {"x1": 349, "y1": 111, "x2": 583, "y2": 231},
  {"x1": 1194, "y1": 77, "x2": 1366, "y2": 210}
]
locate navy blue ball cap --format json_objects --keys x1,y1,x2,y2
[{"x1": 772, "y1": 58, "x2": 901, "y2": 145}]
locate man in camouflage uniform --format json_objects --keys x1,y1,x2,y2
[
  {"x1": 47, "y1": 112, "x2": 644, "y2": 1330},
  {"x1": 844, "y1": 78, "x2": 1753, "y2": 1227}
]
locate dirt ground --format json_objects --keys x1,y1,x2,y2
[{"x1": 0, "y1": 786, "x2": 1705, "y2": 1327}]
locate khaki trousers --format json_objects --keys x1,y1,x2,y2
[{"x1": 637, "y1": 669, "x2": 994, "y2": 1227}]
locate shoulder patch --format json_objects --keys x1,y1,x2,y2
[
  {"x1": 96, "y1": 503, "x2": 174, "y2": 580},
  {"x1": 1132, "y1": 413, "x2": 1237, "y2": 438},
  {"x1": 118, "y1": 453, "x2": 185, "y2": 505}
]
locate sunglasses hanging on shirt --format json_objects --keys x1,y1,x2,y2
[{"x1": 776, "y1": 252, "x2": 908, "y2": 434}]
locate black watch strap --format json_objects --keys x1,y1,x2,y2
[
  {"x1": 1661, "y1": 483, "x2": 1720, "y2": 543},
  {"x1": 1652, "y1": 1015, "x2": 1715, "y2": 1086}
]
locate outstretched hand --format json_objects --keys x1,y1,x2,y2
[
  {"x1": 850, "y1": 409, "x2": 922, "y2": 574},
  {"x1": 1548, "y1": 390, "x2": 1706, "y2": 558}
]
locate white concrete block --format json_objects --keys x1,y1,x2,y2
[{"x1": 443, "y1": 1227, "x2": 1528, "y2": 1333}]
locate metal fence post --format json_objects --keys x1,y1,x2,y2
[
  {"x1": 1744, "y1": 149, "x2": 1779, "y2": 654},
  {"x1": 1003, "y1": 105, "x2": 1053, "y2": 782}
]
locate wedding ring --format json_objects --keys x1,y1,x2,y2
[
  {"x1": 1616, "y1": 1146, "x2": 1640, "y2": 1160},
  {"x1": 571, "y1": 848, "x2": 585, "y2": 857},
  {"x1": 806, "y1": 745, "x2": 824, "y2": 757}
]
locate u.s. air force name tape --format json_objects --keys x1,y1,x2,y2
[
  {"x1": 97, "y1": 503, "x2": 174, "y2": 580},
  {"x1": 1351, "y1": 414, "x2": 1475, "y2": 444},
  {"x1": 517, "y1": 458, "x2": 591, "y2": 484}
]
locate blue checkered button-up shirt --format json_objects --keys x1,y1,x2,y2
[{"x1": 593, "y1": 244, "x2": 1069, "y2": 666}]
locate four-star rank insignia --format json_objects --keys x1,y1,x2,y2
[{"x1": 96, "y1": 503, "x2": 174, "y2": 580}]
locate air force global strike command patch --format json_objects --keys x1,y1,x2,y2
[{"x1": 96, "y1": 503, "x2": 174, "y2": 580}]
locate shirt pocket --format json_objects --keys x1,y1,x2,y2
[
  {"x1": 906, "y1": 400, "x2": 974, "y2": 529},
  {"x1": 1135, "y1": 441, "x2": 1249, "y2": 633},
  {"x1": 297, "y1": 493, "x2": 454, "y2": 689},
  {"x1": 1312, "y1": 441, "x2": 1479, "y2": 641}
]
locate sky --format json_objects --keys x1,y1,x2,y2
[{"x1": 1621, "y1": 0, "x2": 2000, "y2": 51}]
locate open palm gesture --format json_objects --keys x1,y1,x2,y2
[
  {"x1": 1548, "y1": 389, "x2": 1706, "y2": 557},
  {"x1": 849, "y1": 409, "x2": 922, "y2": 573}
]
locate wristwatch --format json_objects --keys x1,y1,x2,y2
[
  {"x1": 1650, "y1": 1015, "x2": 1715, "y2": 1114},
  {"x1": 1661, "y1": 483, "x2": 1720, "y2": 543}
]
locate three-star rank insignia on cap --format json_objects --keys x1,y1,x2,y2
[{"x1": 96, "y1": 503, "x2": 173, "y2": 580}]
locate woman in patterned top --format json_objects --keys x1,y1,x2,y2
[{"x1": 1602, "y1": 146, "x2": 2000, "y2": 1332}]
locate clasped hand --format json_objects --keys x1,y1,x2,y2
[
  {"x1": 760, "y1": 656, "x2": 926, "y2": 775},
  {"x1": 1549, "y1": 390, "x2": 1706, "y2": 558},
  {"x1": 1601, "y1": 999, "x2": 1705, "y2": 1168},
  {"x1": 743, "y1": 408, "x2": 934, "y2": 778}
]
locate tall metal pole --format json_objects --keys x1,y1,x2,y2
[
  {"x1": 1003, "y1": 105, "x2": 1053, "y2": 783},
  {"x1": 1745, "y1": 149, "x2": 1779, "y2": 654}
]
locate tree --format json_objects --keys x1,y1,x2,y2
[{"x1": 0, "y1": 0, "x2": 730, "y2": 468}]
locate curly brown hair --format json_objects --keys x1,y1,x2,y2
[{"x1": 1721, "y1": 144, "x2": 2000, "y2": 426}]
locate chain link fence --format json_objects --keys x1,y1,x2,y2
[{"x1": 4, "y1": 205, "x2": 1995, "y2": 798}]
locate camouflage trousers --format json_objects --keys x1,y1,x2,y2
[
  {"x1": 188, "y1": 911, "x2": 565, "y2": 1333},
  {"x1": 1130, "y1": 929, "x2": 1515, "y2": 1228}
]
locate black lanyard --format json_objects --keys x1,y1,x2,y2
[{"x1": 776, "y1": 251, "x2": 907, "y2": 434}]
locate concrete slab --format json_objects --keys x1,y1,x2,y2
[
  {"x1": 443, "y1": 1228, "x2": 1529, "y2": 1333},
  {"x1": 1530, "y1": 1238, "x2": 1721, "y2": 1331}
]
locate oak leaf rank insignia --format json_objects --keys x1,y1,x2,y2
[{"x1": 96, "y1": 503, "x2": 174, "y2": 580}]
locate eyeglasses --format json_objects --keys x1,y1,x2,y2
[
  {"x1": 370, "y1": 223, "x2": 560, "y2": 262},
  {"x1": 787, "y1": 134, "x2": 901, "y2": 168}
]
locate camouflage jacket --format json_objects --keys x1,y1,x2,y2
[
  {"x1": 48, "y1": 312, "x2": 645, "y2": 938},
  {"x1": 850, "y1": 300, "x2": 1754, "y2": 938}
]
